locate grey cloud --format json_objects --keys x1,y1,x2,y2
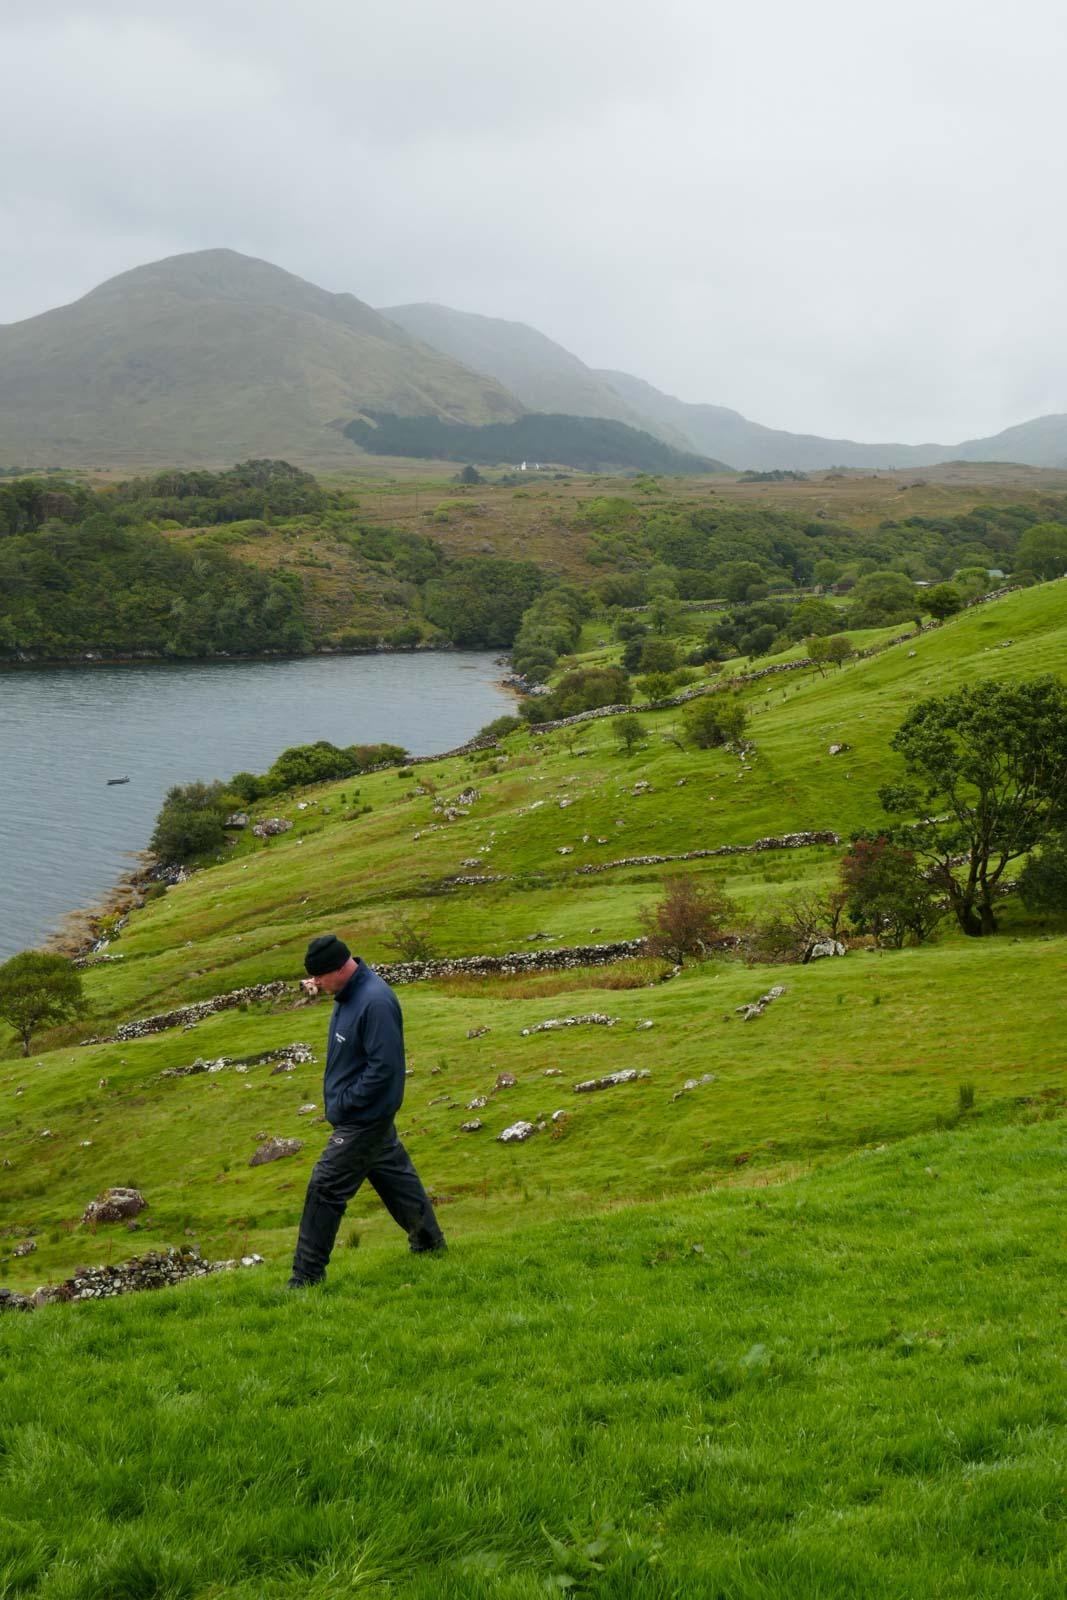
[{"x1": 2, "y1": 0, "x2": 1066, "y2": 442}]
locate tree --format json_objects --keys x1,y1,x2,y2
[
  {"x1": 684, "y1": 695, "x2": 748, "y2": 748},
  {"x1": 454, "y1": 465, "x2": 485, "y2": 485},
  {"x1": 806, "y1": 635, "x2": 833, "y2": 675},
  {"x1": 849, "y1": 570, "x2": 918, "y2": 627},
  {"x1": 716, "y1": 561, "x2": 769, "y2": 604},
  {"x1": 638, "y1": 637, "x2": 679, "y2": 674},
  {"x1": 1015, "y1": 522, "x2": 1067, "y2": 580},
  {"x1": 825, "y1": 635, "x2": 854, "y2": 668},
  {"x1": 879, "y1": 677, "x2": 1067, "y2": 936},
  {"x1": 923, "y1": 583, "x2": 963, "y2": 621},
  {"x1": 0, "y1": 950, "x2": 85, "y2": 1056},
  {"x1": 150, "y1": 780, "x2": 231, "y2": 864},
  {"x1": 613, "y1": 713, "x2": 646, "y2": 753},
  {"x1": 840, "y1": 837, "x2": 942, "y2": 948},
  {"x1": 639, "y1": 874, "x2": 738, "y2": 963},
  {"x1": 787, "y1": 596, "x2": 840, "y2": 640}
]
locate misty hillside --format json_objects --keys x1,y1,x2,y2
[
  {"x1": 380, "y1": 298, "x2": 1067, "y2": 470},
  {"x1": 0, "y1": 251, "x2": 522, "y2": 467},
  {"x1": 599, "y1": 372, "x2": 1067, "y2": 471},
  {"x1": 596, "y1": 370, "x2": 946, "y2": 470},
  {"x1": 378, "y1": 301, "x2": 692, "y2": 448}
]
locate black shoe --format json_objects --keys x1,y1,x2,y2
[
  {"x1": 286, "y1": 1274, "x2": 324, "y2": 1289},
  {"x1": 410, "y1": 1238, "x2": 447, "y2": 1255}
]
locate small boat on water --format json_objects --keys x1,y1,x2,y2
[{"x1": 106, "y1": 776, "x2": 130, "y2": 786}]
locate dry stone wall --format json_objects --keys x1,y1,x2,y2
[
  {"x1": 0, "y1": 1246, "x2": 264, "y2": 1312},
  {"x1": 82, "y1": 981, "x2": 290, "y2": 1045}
]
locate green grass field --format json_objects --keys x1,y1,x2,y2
[{"x1": 1, "y1": 580, "x2": 1065, "y2": 1596}]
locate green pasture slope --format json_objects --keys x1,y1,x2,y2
[{"x1": 1, "y1": 582, "x2": 1065, "y2": 1597}]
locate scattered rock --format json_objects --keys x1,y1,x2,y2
[
  {"x1": 804, "y1": 939, "x2": 847, "y2": 963},
  {"x1": 573, "y1": 1069, "x2": 651, "y2": 1094},
  {"x1": 13, "y1": 1239, "x2": 36, "y2": 1257},
  {"x1": 161, "y1": 1042, "x2": 314, "y2": 1080},
  {"x1": 467, "y1": 1095, "x2": 488, "y2": 1109},
  {"x1": 249, "y1": 1137, "x2": 304, "y2": 1167},
  {"x1": 83, "y1": 1187, "x2": 147, "y2": 1224},
  {"x1": 671, "y1": 1073, "x2": 717, "y2": 1103},
  {"x1": 635, "y1": 1019, "x2": 654, "y2": 1030},
  {"x1": 556, "y1": 846, "x2": 574, "y2": 856},
  {"x1": 460, "y1": 1119, "x2": 484, "y2": 1133},
  {"x1": 296, "y1": 1103, "x2": 317, "y2": 1115},
  {"x1": 39, "y1": 1129, "x2": 54, "y2": 1140},
  {"x1": 467, "y1": 1025, "x2": 491, "y2": 1039},
  {"x1": 494, "y1": 1072, "x2": 518, "y2": 1091},
  {"x1": 497, "y1": 1120, "x2": 538, "y2": 1143},
  {"x1": 551, "y1": 1109, "x2": 568, "y2": 1123},
  {"x1": 543, "y1": 1068, "x2": 564, "y2": 1077},
  {"x1": 828, "y1": 743, "x2": 850, "y2": 756},
  {"x1": 525, "y1": 932, "x2": 558, "y2": 942},
  {"x1": 736, "y1": 985, "x2": 786, "y2": 1021},
  {"x1": 225, "y1": 812, "x2": 250, "y2": 829},
  {"x1": 522, "y1": 1013, "x2": 618, "y2": 1036},
  {"x1": 251, "y1": 818, "x2": 293, "y2": 838}
]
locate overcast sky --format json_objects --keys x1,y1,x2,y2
[{"x1": 3, "y1": 0, "x2": 1066, "y2": 443}]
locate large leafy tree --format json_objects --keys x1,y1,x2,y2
[
  {"x1": 0, "y1": 951, "x2": 85, "y2": 1056},
  {"x1": 1014, "y1": 523, "x2": 1067, "y2": 581},
  {"x1": 879, "y1": 676, "x2": 1067, "y2": 935}
]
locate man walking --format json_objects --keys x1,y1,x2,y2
[{"x1": 288, "y1": 933, "x2": 445, "y2": 1288}]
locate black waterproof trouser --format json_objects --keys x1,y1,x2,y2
[{"x1": 289, "y1": 1118, "x2": 445, "y2": 1284}]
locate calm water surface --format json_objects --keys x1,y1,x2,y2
[{"x1": 0, "y1": 653, "x2": 512, "y2": 959}]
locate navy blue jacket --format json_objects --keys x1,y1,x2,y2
[{"x1": 322, "y1": 961, "x2": 406, "y2": 1127}]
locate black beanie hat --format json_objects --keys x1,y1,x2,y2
[{"x1": 304, "y1": 934, "x2": 351, "y2": 976}]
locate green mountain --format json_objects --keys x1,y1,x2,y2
[{"x1": 0, "y1": 250, "x2": 522, "y2": 468}]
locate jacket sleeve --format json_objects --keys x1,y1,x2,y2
[{"x1": 339, "y1": 992, "x2": 404, "y2": 1117}]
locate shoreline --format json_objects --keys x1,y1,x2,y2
[{"x1": 0, "y1": 640, "x2": 452, "y2": 671}]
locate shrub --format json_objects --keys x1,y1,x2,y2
[
  {"x1": 613, "y1": 714, "x2": 646, "y2": 753},
  {"x1": 840, "y1": 837, "x2": 942, "y2": 947},
  {"x1": 684, "y1": 695, "x2": 749, "y2": 749},
  {"x1": 1017, "y1": 831, "x2": 1067, "y2": 913},
  {"x1": 150, "y1": 780, "x2": 232, "y2": 864},
  {"x1": 638, "y1": 874, "x2": 738, "y2": 963},
  {"x1": 476, "y1": 714, "x2": 523, "y2": 740},
  {"x1": 381, "y1": 918, "x2": 438, "y2": 962}
]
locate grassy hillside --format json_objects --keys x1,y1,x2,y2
[
  {"x1": 1, "y1": 1118, "x2": 1062, "y2": 1598},
  {"x1": 1, "y1": 582, "x2": 1064, "y2": 1595}
]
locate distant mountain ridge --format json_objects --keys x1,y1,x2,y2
[{"x1": 380, "y1": 301, "x2": 1067, "y2": 471}]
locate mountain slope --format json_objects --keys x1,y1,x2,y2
[
  {"x1": 379, "y1": 301, "x2": 693, "y2": 448},
  {"x1": 596, "y1": 369, "x2": 950, "y2": 470},
  {"x1": 0, "y1": 250, "x2": 522, "y2": 467},
  {"x1": 950, "y1": 412, "x2": 1067, "y2": 468}
]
